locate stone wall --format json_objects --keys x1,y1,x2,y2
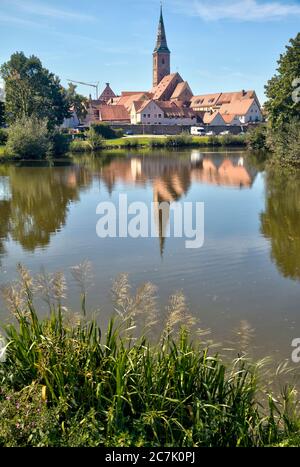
[{"x1": 109, "y1": 124, "x2": 253, "y2": 136}]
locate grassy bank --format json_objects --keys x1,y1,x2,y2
[
  {"x1": 0, "y1": 134, "x2": 247, "y2": 161},
  {"x1": 70, "y1": 134, "x2": 246, "y2": 153},
  {"x1": 0, "y1": 266, "x2": 299, "y2": 447}
]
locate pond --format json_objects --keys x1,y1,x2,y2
[{"x1": 0, "y1": 149, "x2": 300, "y2": 361}]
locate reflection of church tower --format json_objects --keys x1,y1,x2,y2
[
  {"x1": 153, "y1": 168, "x2": 191, "y2": 257},
  {"x1": 153, "y1": 4, "x2": 171, "y2": 87}
]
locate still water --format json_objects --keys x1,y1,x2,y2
[{"x1": 0, "y1": 149, "x2": 300, "y2": 360}]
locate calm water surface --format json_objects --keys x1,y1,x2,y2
[{"x1": 0, "y1": 149, "x2": 300, "y2": 360}]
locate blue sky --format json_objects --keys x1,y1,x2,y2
[{"x1": 0, "y1": 0, "x2": 299, "y2": 103}]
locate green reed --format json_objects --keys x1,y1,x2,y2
[{"x1": 0, "y1": 266, "x2": 299, "y2": 447}]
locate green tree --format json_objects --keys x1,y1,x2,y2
[
  {"x1": 0, "y1": 101, "x2": 5, "y2": 127},
  {"x1": 265, "y1": 33, "x2": 300, "y2": 128},
  {"x1": 0, "y1": 52, "x2": 70, "y2": 128},
  {"x1": 6, "y1": 117, "x2": 52, "y2": 159},
  {"x1": 66, "y1": 83, "x2": 88, "y2": 122}
]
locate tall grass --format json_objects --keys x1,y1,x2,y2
[{"x1": 0, "y1": 265, "x2": 299, "y2": 447}]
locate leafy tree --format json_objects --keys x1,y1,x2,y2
[
  {"x1": 265, "y1": 33, "x2": 300, "y2": 128},
  {"x1": 0, "y1": 101, "x2": 5, "y2": 127},
  {"x1": 246, "y1": 124, "x2": 268, "y2": 151},
  {"x1": 6, "y1": 117, "x2": 52, "y2": 159},
  {"x1": 0, "y1": 52, "x2": 70, "y2": 128},
  {"x1": 87, "y1": 127, "x2": 103, "y2": 150},
  {"x1": 91, "y1": 122, "x2": 118, "y2": 140},
  {"x1": 66, "y1": 83, "x2": 88, "y2": 122}
]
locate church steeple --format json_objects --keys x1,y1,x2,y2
[
  {"x1": 154, "y1": 4, "x2": 170, "y2": 53},
  {"x1": 153, "y1": 3, "x2": 171, "y2": 87}
]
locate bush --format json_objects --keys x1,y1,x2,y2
[
  {"x1": 69, "y1": 140, "x2": 90, "y2": 153},
  {"x1": 246, "y1": 124, "x2": 268, "y2": 151},
  {"x1": 220, "y1": 134, "x2": 246, "y2": 147},
  {"x1": 207, "y1": 135, "x2": 221, "y2": 146},
  {"x1": 165, "y1": 134, "x2": 193, "y2": 147},
  {"x1": 50, "y1": 132, "x2": 71, "y2": 156},
  {"x1": 7, "y1": 117, "x2": 53, "y2": 159},
  {"x1": 6, "y1": 117, "x2": 52, "y2": 159},
  {"x1": 268, "y1": 119, "x2": 300, "y2": 168},
  {"x1": 86, "y1": 127, "x2": 103, "y2": 150},
  {"x1": 91, "y1": 123, "x2": 118, "y2": 140},
  {"x1": 114, "y1": 128, "x2": 124, "y2": 138},
  {"x1": 0, "y1": 128, "x2": 8, "y2": 145}
]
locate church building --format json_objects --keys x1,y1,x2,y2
[{"x1": 84, "y1": 5, "x2": 262, "y2": 128}]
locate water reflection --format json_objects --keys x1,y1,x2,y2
[
  {"x1": 0, "y1": 152, "x2": 258, "y2": 259},
  {"x1": 0, "y1": 164, "x2": 92, "y2": 253},
  {"x1": 261, "y1": 171, "x2": 300, "y2": 281}
]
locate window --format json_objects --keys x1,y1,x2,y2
[
  {"x1": 162, "y1": 58, "x2": 165, "y2": 65},
  {"x1": 143, "y1": 114, "x2": 146, "y2": 118},
  {"x1": 158, "y1": 114, "x2": 162, "y2": 118}
]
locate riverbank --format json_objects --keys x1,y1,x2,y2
[
  {"x1": 0, "y1": 267, "x2": 300, "y2": 447},
  {"x1": 0, "y1": 134, "x2": 247, "y2": 161},
  {"x1": 69, "y1": 134, "x2": 247, "y2": 153}
]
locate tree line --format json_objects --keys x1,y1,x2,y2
[{"x1": 0, "y1": 51, "x2": 87, "y2": 128}]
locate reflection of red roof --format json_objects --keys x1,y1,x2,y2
[{"x1": 97, "y1": 105, "x2": 130, "y2": 122}]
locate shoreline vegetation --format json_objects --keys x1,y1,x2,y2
[
  {"x1": 0, "y1": 131, "x2": 247, "y2": 162},
  {"x1": 0, "y1": 265, "x2": 300, "y2": 447}
]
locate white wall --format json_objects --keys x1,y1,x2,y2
[
  {"x1": 132, "y1": 101, "x2": 196, "y2": 126},
  {"x1": 240, "y1": 101, "x2": 262, "y2": 124}
]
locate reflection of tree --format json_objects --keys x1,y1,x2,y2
[
  {"x1": 0, "y1": 165, "x2": 92, "y2": 252},
  {"x1": 261, "y1": 171, "x2": 300, "y2": 281},
  {"x1": 0, "y1": 200, "x2": 11, "y2": 257}
]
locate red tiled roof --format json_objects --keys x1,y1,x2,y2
[
  {"x1": 97, "y1": 105, "x2": 130, "y2": 122},
  {"x1": 191, "y1": 93, "x2": 222, "y2": 108},
  {"x1": 203, "y1": 111, "x2": 225, "y2": 125},
  {"x1": 191, "y1": 90, "x2": 259, "y2": 110},
  {"x1": 99, "y1": 83, "x2": 116, "y2": 102},
  {"x1": 156, "y1": 101, "x2": 196, "y2": 118},
  {"x1": 221, "y1": 113, "x2": 236, "y2": 124},
  {"x1": 171, "y1": 81, "x2": 193, "y2": 100},
  {"x1": 116, "y1": 93, "x2": 150, "y2": 111},
  {"x1": 220, "y1": 98, "x2": 255, "y2": 116},
  {"x1": 152, "y1": 73, "x2": 183, "y2": 100}
]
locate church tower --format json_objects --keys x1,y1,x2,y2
[{"x1": 153, "y1": 4, "x2": 170, "y2": 88}]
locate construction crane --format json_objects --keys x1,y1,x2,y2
[{"x1": 67, "y1": 79, "x2": 99, "y2": 100}]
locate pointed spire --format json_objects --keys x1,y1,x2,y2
[{"x1": 154, "y1": 2, "x2": 170, "y2": 53}]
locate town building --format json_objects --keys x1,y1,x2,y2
[
  {"x1": 83, "y1": 6, "x2": 262, "y2": 129},
  {"x1": 190, "y1": 91, "x2": 263, "y2": 125}
]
